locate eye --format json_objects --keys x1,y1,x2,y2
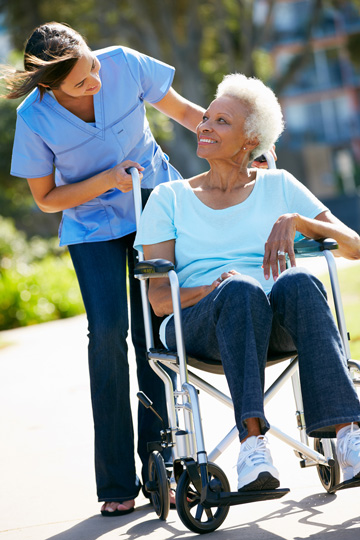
[
  {"x1": 217, "y1": 117, "x2": 227, "y2": 123},
  {"x1": 76, "y1": 80, "x2": 85, "y2": 88},
  {"x1": 202, "y1": 115, "x2": 208, "y2": 122},
  {"x1": 91, "y1": 58, "x2": 96, "y2": 70}
]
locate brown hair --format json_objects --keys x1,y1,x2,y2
[{"x1": 1, "y1": 22, "x2": 87, "y2": 100}]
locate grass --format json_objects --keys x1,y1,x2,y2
[{"x1": 319, "y1": 264, "x2": 360, "y2": 360}]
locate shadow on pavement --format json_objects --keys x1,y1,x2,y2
[{"x1": 42, "y1": 490, "x2": 358, "y2": 540}]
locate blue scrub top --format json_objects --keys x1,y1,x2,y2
[{"x1": 10, "y1": 46, "x2": 182, "y2": 246}]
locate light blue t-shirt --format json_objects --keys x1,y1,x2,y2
[
  {"x1": 11, "y1": 46, "x2": 181, "y2": 246},
  {"x1": 134, "y1": 169, "x2": 328, "y2": 296}
]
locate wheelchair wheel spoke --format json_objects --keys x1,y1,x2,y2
[{"x1": 195, "y1": 504, "x2": 204, "y2": 521}]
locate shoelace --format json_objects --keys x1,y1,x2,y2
[
  {"x1": 237, "y1": 436, "x2": 269, "y2": 468},
  {"x1": 338, "y1": 426, "x2": 360, "y2": 462}
]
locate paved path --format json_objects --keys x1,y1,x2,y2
[{"x1": 0, "y1": 257, "x2": 359, "y2": 540}]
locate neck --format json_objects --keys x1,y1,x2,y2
[{"x1": 205, "y1": 160, "x2": 254, "y2": 192}]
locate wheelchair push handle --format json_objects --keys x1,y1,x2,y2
[{"x1": 126, "y1": 166, "x2": 143, "y2": 229}]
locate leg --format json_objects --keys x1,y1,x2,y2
[
  {"x1": 165, "y1": 274, "x2": 279, "y2": 490},
  {"x1": 270, "y1": 267, "x2": 360, "y2": 437},
  {"x1": 69, "y1": 238, "x2": 140, "y2": 505},
  {"x1": 270, "y1": 267, "x2": 360, "y2": 481},
  {"x1": 166, "y1": 274, "x2": 272, "y2": 440}
]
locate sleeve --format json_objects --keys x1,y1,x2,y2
[
  {"x1": 282, "y1": 170, "x2": 329, "y2": 242},
  {"x1": 283, "y1": 170, "x2": 328, "y2": 218},
  {"x1": 10, "y1": 114, "x2": 54, "y2": 179},
  {"x1": 134, "y1": 183, "x2": 177, "y2": 252},
  {"x1": 122, "y1": 46, "x2": 175, "y2": 103}
]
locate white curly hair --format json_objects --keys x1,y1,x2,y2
[{"x1": 215, "y1": 73, "x2": 284, "y2": 161}]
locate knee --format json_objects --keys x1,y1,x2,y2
[
  {"x1": 215, "y1": 274, "x2": 269, "y2": 311},
  {"x1": 272, "y1": 267, "x2": 327, "y2": 302},
  {"x1": 88, "y1": 308, "x2": 128, "y2": 345}
]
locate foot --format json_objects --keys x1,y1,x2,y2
[
  {"x1": 101, "y1": 499, "x2": 135, "y2": 516},
  {"x1": 169, "y1": 488, "x2": 176, "y2": 508},
  {"x1": 337, "y1": 424, "x2": 360, "y2": 481},
  {"x1": 237, "y1": 435, "x2": 280, "y2": 491}
]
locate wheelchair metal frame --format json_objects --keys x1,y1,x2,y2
[{"x1": 130, "y1": 164, "x2": 360, "y2": 533}]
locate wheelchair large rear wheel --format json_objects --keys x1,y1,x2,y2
[
  {"x1": 176, "y1": 462, "x2": 230, "y2": 534},
  {"x1": 148, "y1": 451, "x2": 170, "y2": 520},
  {"x1": 314, "y1": 438, "x2": 340, "y2": 492}
]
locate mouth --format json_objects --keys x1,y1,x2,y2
[
  {"x1": 198, "y1": 138, "x2": 217, "y2": 145},
  {"x1": 87, "y1": 83, "x2": 100, "y2": 92}
]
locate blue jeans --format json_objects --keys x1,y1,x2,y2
[
  {"x1": 165, "y1": 267, "x2": 360, "y2": 441},
  {"x1": 69, "y1": 233, "x2": 168, "y2": 502}
]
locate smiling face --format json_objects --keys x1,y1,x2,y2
[
  {"x1": 53, "y1": 46, "x2": 101, "y2": 99},
  {"x1": 197, "y1": 95, "x2": 258, "y2": 164}
]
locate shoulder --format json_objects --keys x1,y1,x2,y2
[
  {"x1": 152, "y1": 179, "x2": 187, "y2": 198},
  {"x1": 256, "y1": 168, "x2": 299, "y2": 188},
  {"x1": 94, "y1": 45, "x2": 152, "y2": 65},
  {"x1": 16, "y1": 88, "x2": 41, "y2": 116}
]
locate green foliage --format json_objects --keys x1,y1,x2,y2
[
  {"x1": 320, "y1": 264, "x2": 360, "y2": 359},
  {"x1": 0, "y1": 216, "x2": 84, "y2": 329}
]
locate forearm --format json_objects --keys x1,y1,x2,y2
[
  {"x1": 37, "y1": 169, "x2": 114, "y2": 213},
  {"x1": 180, "y1": 101, "x2": 205, "y2": 133},
  {"x1": 295, "y1": 213, "x2": 360, "y2": 259},
  {"x1": 149, "y1": 282, "x2": 214, "y2": 317},
  {"x1": 152, "y1": 88, "x2": 205, "y2": 133}
]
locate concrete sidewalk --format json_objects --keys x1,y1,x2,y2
[{"x1": 0, "y1": 257, "x2": 360, "y2": 540}]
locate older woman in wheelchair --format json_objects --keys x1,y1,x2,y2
[{"x1": 134, "y1": 73, "x2": 360, "y2": 496}]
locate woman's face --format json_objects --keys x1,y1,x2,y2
[
  {"x1": 55, "y1": 47, "x2": 101, "y2": 99},
  {"x1": 197, "y1": 96, "x2": 255, "y2": 163}
]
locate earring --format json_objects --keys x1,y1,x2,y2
[{"x1": 243, "y1": 147, "x2": 247, "y2": 150}]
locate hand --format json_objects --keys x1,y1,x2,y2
[
  {"x1": 252, "y1": 145, "x2": 277, "y2": 169},
  {"x1": 263, "y1": 214, "x2": 298, "y2": 281},
  {"x1": 111, "y1": 160, "x2": 144, "y2": 192},
  {"x1": 212, "y1": 270, "x2": 239, "y2": 288}
]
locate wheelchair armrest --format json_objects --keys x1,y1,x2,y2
[
  {"x1": 135, "y1": 258, "x2": 175, "y2": 277},
  {"x1": 294, "y1": 237, "x2": 338, "y2": 258}
]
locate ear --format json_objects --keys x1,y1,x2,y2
[{"x1": 244, "y1": 137, "x2": 259, "y2": 151}]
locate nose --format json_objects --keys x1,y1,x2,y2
[{"x1": 199, "y1": 121, "x2": 212, "y2": 133}]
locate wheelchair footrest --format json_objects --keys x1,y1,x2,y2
[
  {"x1": 328, "y1": 476, "x2": 360, "y2": 494},
  {"x1": 200, "y1": 484, "x2": 289, "y2": 508}
]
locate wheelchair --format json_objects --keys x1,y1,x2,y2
[{"x1": 128, "y1": 160, "x2": 360, "y2": 534}]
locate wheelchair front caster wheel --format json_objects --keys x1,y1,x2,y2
[
  {"x1": 176, "y1": 462, "x2": 230, "y2": 534},
  {"x1": 148, "y1": 451, "x2": 170, "y2": 520},
  {"x1": 314, "y1": 438, "x2": 340, "y2": 493}
]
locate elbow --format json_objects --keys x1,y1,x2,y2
[
  {"x1": 151, "y1": 301, "x2": 169, "y2": 318},
  {"x1": 36, "y1": 200, "x2": 61, "y2": 214}
]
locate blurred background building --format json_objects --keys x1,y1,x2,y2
[{"x1": 259, "y1": 0, "x2": 360, "y2": 230}]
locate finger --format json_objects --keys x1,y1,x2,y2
[
  {"x1": 263, "y1": 246, "x2": 271, "y2": 280},
  {"x1": 123, "y1": 160, "x2": 145, "y2": 172},
  {"x1": 252, "y1": 161, "x2": 268, "y2": 169},
  {"x1": 287, "y1": 245, "x2": 297, "y2": 268},
  {"x1": 270, "y1": 252, "x2": 279, "y2": 281},
  {"x1": 278, "y1": 253, "x2": 287, "y2": 274}
]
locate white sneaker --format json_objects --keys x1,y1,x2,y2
[
  {"x1": 237, "y1": 435, "x2": 280, "y2": 491},
  {"x1": 337, "y1": 424, "x2": 360, "y2": 481}
]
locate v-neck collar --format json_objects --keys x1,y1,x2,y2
[{"x1": 42, "y1": 87, "x2": 105, "y2": 138}]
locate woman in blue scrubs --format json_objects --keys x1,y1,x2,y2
[{"x1": 5, "y1": 21, "x2": 206, "y2": 516}]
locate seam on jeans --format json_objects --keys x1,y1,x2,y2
[{"x1": 213, "y1": 276, "x2": 235, "y2": 302}]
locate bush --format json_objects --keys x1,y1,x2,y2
[{"x1": 0, "y1": 216, "x2": 84, "y2": 330}]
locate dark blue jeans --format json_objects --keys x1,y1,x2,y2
[
  {"x1": 69, "y1": 233, "x2": 168, "y2": 502},
  {"x1": 165, "y1": 268, "x2": 360, "y2": 441}
]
